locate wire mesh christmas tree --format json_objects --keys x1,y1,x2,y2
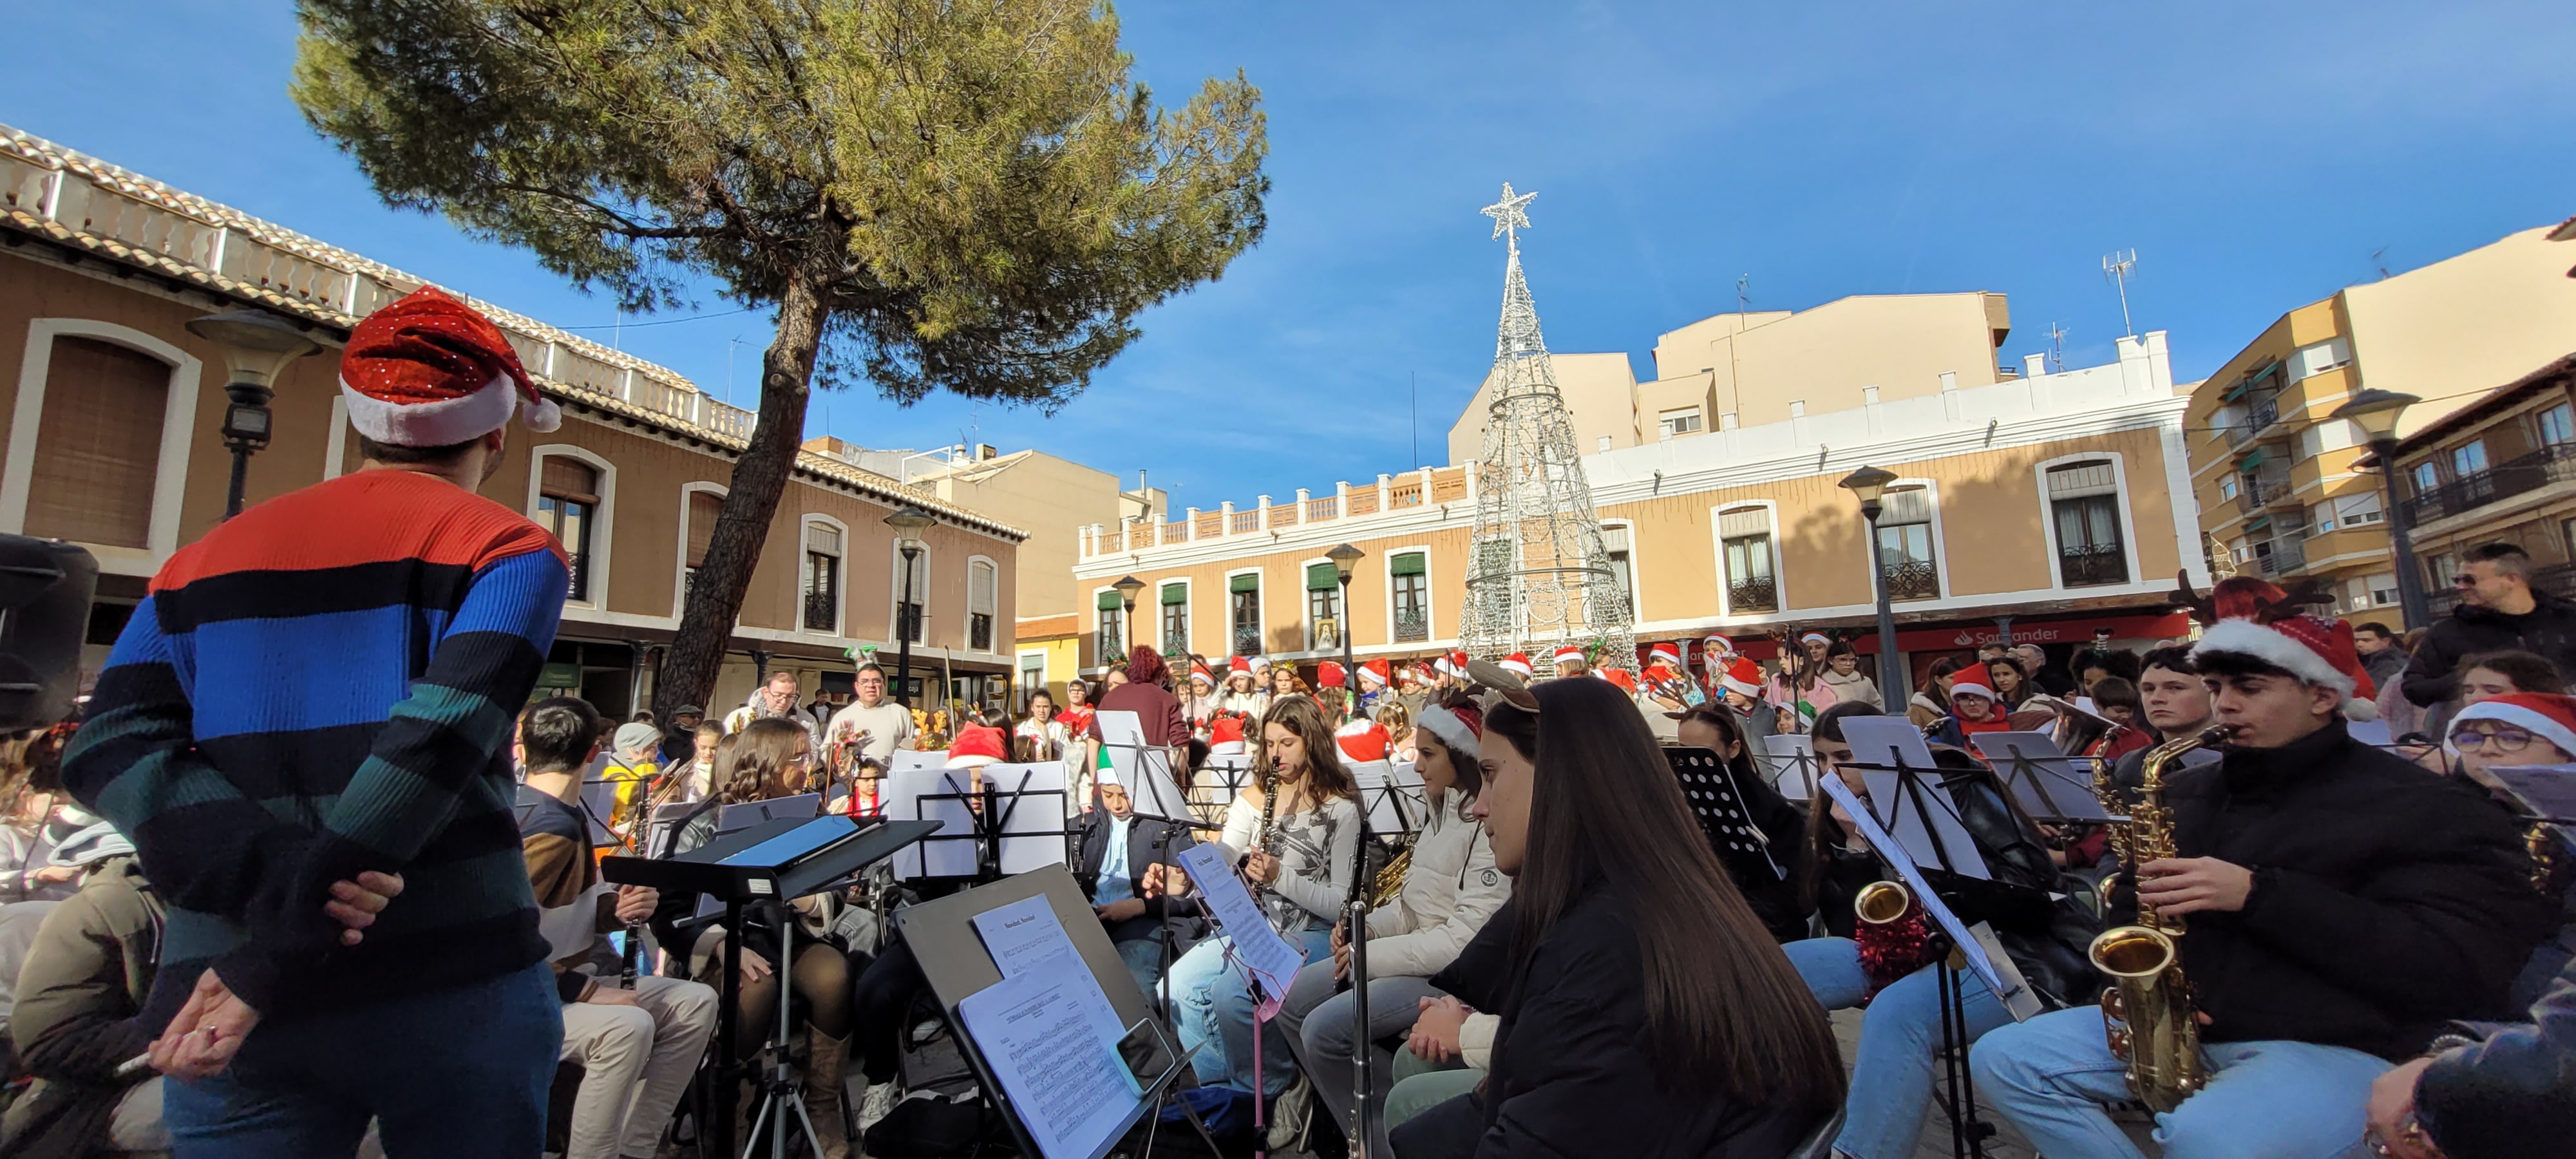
[{"x1": 1459, "y1": 184, "x2": 1638, "y2": 670}]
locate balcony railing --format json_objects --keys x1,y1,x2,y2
[
  {"x1": 2240, "y1": 473, "x2": 2295, "y2": 509},
  {"x1": 1394, "y1": 608, "x2": 1430, "y2": 643},
  {"x1": 2256, "y1": 538, "x2": 2306, "y2": 576},
  {"x1": 2403, "y1": 442, "x2": 2576, "y2": 525},
  {"x1": 971, "y1": 612, "x2": 993, "y2": 652},
  {"x1": 1727, "y1": 575, "x2": 1779, "y2": 612},
  {"x1": 1231, "y1": 625, "x2": 1263, "y2": 657},
  {"x1": 803, "y1": 589, "x2": 837, "y2": 634},
  {"x1": 2228, "y1": 393, "x2": 2281, "y2": 446},
  {"x1": 2059, "y1": 543, "x2": 2129, "y2": 587},
  {"x1": 1079, "y1": 466, "x2": 1478, "y2": 560},
  {"x1": 1884, "y1": 559, "x2": 1940, "y2": 602}
]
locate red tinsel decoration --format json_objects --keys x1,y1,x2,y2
[{"x1": 1855, "y1": 901, "x2": 1938, "y2": 998}]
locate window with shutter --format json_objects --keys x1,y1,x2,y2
[
  {"x1": 971, "y1": 561, "x2": 998, "y2": 651},
  {"x1": 25, "y1": 337, "x2": 170, "y2": 549},
  {"x1": 535, "y1": 457, "x2": 601, "y2": 601},
  {"x1": 802, "y1": 521, "x2": 841, "y2": 633}
]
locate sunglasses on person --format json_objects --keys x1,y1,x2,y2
[{"x1": 2453, "y1": 722, "x2": 2539, "y2": 751}]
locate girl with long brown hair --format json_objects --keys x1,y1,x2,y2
[
  {"x1": 1392, "y1": 674, "x2": 1844, "y2": 1158},
  {"x1": 650, "y1": 718, "x2": 855, "y2": 1154},
  {"x1": 1155, "y1": 693, "x2": 1360, "y2": 1098}
]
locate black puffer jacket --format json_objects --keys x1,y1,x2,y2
[
  {"x1": 2119, "y1": 720, "x2": 2554, "y2": 1060},
  {"x1": 2399, "y1": 590, "x2": 2576, "y2": 707}
]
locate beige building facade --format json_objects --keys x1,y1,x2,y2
[
  {"x1": 1, "y1": 122, "x2": 1026, "y2": 718},
  {"x1": 1089, "y1": 330, "x2": 2199, "y2": 687},
  {"x1": 2185, "y1": 223, "x2": 2576, "y2": 627}
]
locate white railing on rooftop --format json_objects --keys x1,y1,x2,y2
[
  {"x1": 0, "y1": 129, "x2": 761, "y2": 449},
  {"x1": 1079, "y1": 467, "x2": 1475, "y2": 561}
]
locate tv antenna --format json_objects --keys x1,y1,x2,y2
[
  {"x1": 2370, "y1": 246, "x2": 2392, "y2": 281},
  {"x1": 2045, "y1": 322, "x2": 2069, "y2": 373},
  {"x1": 2102, "y1": 249, "x2": 2138, "y2": 339}
]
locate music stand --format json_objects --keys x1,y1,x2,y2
[
  {"x1": 605, "y1": 815, "x2": 937, "y2": 1159},
  {"x1": 1841, "y1": 717, "x2": 1991, "y2": 883},
  {"x1": 1761, "y1": 733, "x2": 1818, "y2": 799},
  {"x1": 1348, "y1": 760, "x2": 1420, "y2": 836},
  {"x1": 2485, "y1": 763, "x2": 2576, "y2": 858},
  {"x1": 1665, "y1": 746, "x2": 1785, "y2": 882},
  {"x1": 896, "y1": 866, "x2": 1223, "y2": 1159},
  {"x1": 1967, "y1": 732, "x2": 2116, "y2": 824}
]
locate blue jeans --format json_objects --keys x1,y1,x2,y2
[
  {"x1": 1113, "y1": 935, "x2": 1166, "y2": 1001},
  {"x1": 1969, "y1": 1006, "x2": 2392, "y2": 1159},
  {"x1": 1169, "y1": 926, "x2": 1334, "y2": 1095},
  {"x1": 1785, "y1": 936, "x2": 2011, "y2": 1159},
  {"x1": 164, "y1": 962, "x2": 562, "y2": 1158}
]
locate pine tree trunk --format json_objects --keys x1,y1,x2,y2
[{"x1": 655, "y1": 270, "x2": 828, "y2": 719}]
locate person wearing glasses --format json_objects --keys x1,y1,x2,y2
[
  {"x1": 2400, "y1": 543, "x2": 2576, "y2": 714},
  {"x1": 2438, "y1": 692, "x2": 2576, "y2": 1016}
]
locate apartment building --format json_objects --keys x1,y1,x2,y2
[
  {"x1": 2186, "y1": 223, "x2": 2576, "y2": 625},
  {"x1": 0, "y1": 122, "x2": 1025, "y2": 717},
  {"x1": 2371, "y1": 353, "x2": 2576, "y2": 617}
]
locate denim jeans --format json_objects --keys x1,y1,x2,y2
[
  {"x1": 1274, "y1": 957, "x2": 1446, "y2": 1136},
  {"x1": 1969, "y1": 1006, "x2": 2392, "y2": 1159},
  {"x1": 1784, "y1": 936, "x2": 2012, "y2": 1159},
  {"x1": 1113, "y1": 935, "x2": 1166, "y2": 1002},
  {"x1": 163, "y1": 961, "x2": 562, "y2": 1158},
  {"x1": 1169, "y1": 926, "x2": 1334, "y2": 1095}
]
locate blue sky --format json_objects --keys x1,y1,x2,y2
[{"x1": 6, "y1": 2, "x2": 2572, "y2": 516}]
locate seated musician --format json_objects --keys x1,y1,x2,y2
[
  {"x1": 1782, "y1": 702, "x2": 2085, "y2": 1159},
  {"x1": 649, "y1": 718, "x2": 856, "y2": 1158},
  {"x1": 1078, "y1": 773, "x2": 1202, "y2": 997},
  {"x1": 1278, "y1": 692, "x2": 1508, "y2": 1142},
  {"x1": 1160, "y1": 695, "x2": 1359, "y2": 1099},
  {"x1": 2112, "y1": 645, "x2": 2222, "y2": 796},
  {"x1": 516, "y1": 697, "x2": 719, "y2": 1159},
  {"x1": 2365, "y1": 948, "x2": 2576, "y2": 1159},
  {"x1": 1969, "y1": 580, "x2": 2555, "y2": 1159},
  {"x1": 1391, "y1": 672, "x2": 1842, "y2": 1159},
  {"x1": 1667, "y1": 702, "x2": 1810, "y2": 940},
  {"x1": 2439, "y1": 694, "x2": 2576, "y2": 1012}
]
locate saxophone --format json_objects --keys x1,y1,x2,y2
[{"x1": 2088, "y1": 724, "x2": 2230, "y2": 1113}]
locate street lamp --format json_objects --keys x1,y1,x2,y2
[
  {"x1": 1112, "y1": 575, "x2": 1146, "y2": 668},
  {"x1": 1327, "y1": 543, "x2": 1364, "y2": 710},
  {"x1": 884, "y1": 505, "x2": 935, "y2": 705},
  {"x1": 1837, "y1": 465, "x2": 1909, "y2": 705},
  {"x1": 186, "y1": 310, "x2": 319, "y2": 518},
  {"x1": 2335, "y1": 388, "x2": 2429, "y2": 627}
]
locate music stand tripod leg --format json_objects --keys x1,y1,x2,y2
[{"x1": 746, "y1": 898, "x2": 829, "y2": 1159}]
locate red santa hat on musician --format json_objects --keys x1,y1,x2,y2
[
  {"x1": 1414, "y1": 700, "x2": 1483, "y2": 759},
  {"x1": 945, "y1": 724, "x2": 1009, "y2": 768},
  {"x1": 1499, "y1": 653, "x2": 1533, "y2": 679},
  {"x1": 1208, "y1": 715, "x2": 1249, "y2": 756},
  {"x1": 2188, "y1": 576, "x2": 2378, "y2": 721},
  {"x1": 339, "y1": 287, "x2": 562, "y2": 446}
]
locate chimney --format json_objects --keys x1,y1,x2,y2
[{"x1": 2023, "y1": 352, "x2": 2048, "y2": 379}]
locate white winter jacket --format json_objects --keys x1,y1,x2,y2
[{"x1": 1363, "y1": 793, "x2": 1508, "y2": 978}]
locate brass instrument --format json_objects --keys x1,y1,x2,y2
[
  {"x1": 1855, "y1": 880, "x2": 1912, "y2": 924},
  {"x1": 2087, "y1": 724, "x2": 2230, "y2": 1113},
  {"x1": 2530, "y1": 819, "x2": 2564, "y2": 892},
  {"x1": 1368, "y1": 831, "x2": 1417, "y2": 909},
  {"x1": 1852, "y1": 880, "x2": 1938, "y2": 991}
]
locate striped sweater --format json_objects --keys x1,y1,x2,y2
[{"x1": 62, "y1": 468, "x2": 568, "y2": 1020}]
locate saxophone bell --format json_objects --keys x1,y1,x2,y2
[{"x1": 1854, "y1": 880, "x2": 1913, "y2": 925}]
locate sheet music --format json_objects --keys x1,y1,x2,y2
[
  {"x1": 955, "y1": 948, "x2": 1140, "y2": 1159},
  {"x1": 1347, "y1": 760, "x2": 1416, "y2": 833},
  {"x1": 1171, "y1": 842, "x2": 1303, "y2": 1002},
  {"x1": 1819, "y1": 775, "x2": 2021, "y2": 1007},
  {"x1": 891, "y1": 748, "x2": 946, "y2": 772},
  {"x1": 972, "y1": 894, "x2": 1080, "y2": 979},
  {"x1": 886, "y1": 767, "x2": 982, "y2": 878},
  {"x1": 1968, "y1": 731, "x2": 2113, "y2": 822},
  {"x1": 1761, "y1": 733, "x2": 1816, "y2": 799},
  {"x1": 990, "y1": 763, "x2": 1074, "y2": 874},
  {"x1": 1666, "y1": 746, "x2": 1783, "y2": 880},
  {"x1": 1841, "y1": 717, "x2": 1991, "y2": 881}
]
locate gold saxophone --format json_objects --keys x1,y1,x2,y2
[
  {"x1": 2088, "y1": 724, "x2": 2230, "y2": 1113},
  {"x1": 1368, "y1": 831, "x2": 1417, "y2": 908}
]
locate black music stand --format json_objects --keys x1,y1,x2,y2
[
  {"x1": 895, "y1": 767, "x2": 1077, "y2": 885},
  {"x1": 606, "y1": 815, "x2": 939, "y2": 1159},
  {"x1": 1665, "y1": 745, "x2": 1785, "y2": 883},
  {"x1": 895, "y1": 865, "x2": 1224, "y2": 1159},
  {"x1": 1103, "y1": 747, "x2": 1216, "y2": 1037},
  {"x1": 1966, "y1": 732, "x2": 2117, "y2": 825}
]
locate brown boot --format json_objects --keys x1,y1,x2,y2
[{"x1": 804, "y1": 1028, "x2": 854, "y2": 1159}]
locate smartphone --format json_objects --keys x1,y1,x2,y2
[{"x1": 1115, "y1": 1017, "x2": 1180, "y2": 1096}]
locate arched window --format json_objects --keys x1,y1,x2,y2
[
  {"x1": 536, "y1": 457, "x2": 601, "y2": 601},
  {"x1": 24, "y1": 337, "x2": 171, "y2": 549}
]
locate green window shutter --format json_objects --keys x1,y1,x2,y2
[
  {"x1": 1306, "y1": 563, "x2": 1340, "y2": 590},
  {"x1": 1097, "y1": 590, "x2": 1122, "y2": 610},
  {"x1": 1230, "y1": 572, "x2": 1259, "y2": 594},
  {"x1": 1160, "y1": 583, "x2": 1187, "y2": 605},
  {"x1": 1390, "y1": 552, "x2": 1426, "y2": 576}
]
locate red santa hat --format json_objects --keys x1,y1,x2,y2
[
  {"x1": 1189, "y1": 663, "x2": 1215, "y2": 688},
  {"x1": 945, "y1": 724, "x2": 1009, "y2": 768},
  {"x1": 1947, "y1": 680, "x2": 2000, "y2": 706},
  {"x1": 1335, "y1": 717, "x2": 1392, "y2": 762},
  {"x1": 1316, "y1": 661, "x2": 1347, "y2": 689},
  {"x1": 339, "y1": 287, "x2": 561, "y2": 447},
  {"x1": 1499, "y1": 653, "x2": 1533, "y2": 678},
  {"x1": 1436, "y1": 650, "x2": 1467, "y2": 678},
  {"x1": 1416, "y1": 701, "x2": 1484, "y2": 758},
  {"x1": 1208, "y1": 714, "x2": 1248, "y2": 755},
  {"x1": 1647, "y1": 642, "x2": 1683, "y2": 669},
  {"x1": 2189, "y1": 578, "x2": 2378, "y2": 720},
  {"x1": 2447, "y1": 693, "x2": 2576, "y2": 760},
  {"x1": 1551, "y1": 645, "x2": 1585, "y2": 668},
  {"x1": 1704, "y1": 634, "x2": 1736, "y2": 659},
  {"x1": 1599, "y1": 667, "x2": 1637, "y2": 693},
  {"x1": 1397, "y1": 663, "x2": 1424, "y2": 686},
  {"x1": 1228, "y1": 656, "x2": 1253, "y2": 678},
  {"x1": 1358, "y1": 659, "x2": 1390, "y2": 688},
  {"x1": 1720, "y1": 656, "x2": 1764, "y2": 699}
]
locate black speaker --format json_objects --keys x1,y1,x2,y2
[{"x1": 0, "y1": 534, "x2": 99, "y2": 732}]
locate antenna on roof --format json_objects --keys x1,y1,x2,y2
[
  {"x1": 2102, "y1": 249, "x2": 2139, "y2": 339},
  {"x1": 2370, "y1": 246, "x2": 2392, "y2": 281},
  {"x1": 2046, "y1": 322, "x2": 2069, "y2": 373}
]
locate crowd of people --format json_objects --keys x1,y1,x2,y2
[{"x1": 0, "y1": 283, "x2": 2570, "y2": 1159}]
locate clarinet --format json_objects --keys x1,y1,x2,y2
[
  {"x1": 1345, "y1": 831, "x2": 1374, "y2": 1157},
  {"x1": 620, "y1": 916, "x2": 643, "y2": 989}
]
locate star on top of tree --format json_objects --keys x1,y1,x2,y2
[{"x1": 1481, "y1": 182, "x2": 1537, "y2": 241}]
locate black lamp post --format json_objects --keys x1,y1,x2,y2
[
  {"x1": 1838, "y1": 465, "x2": 1909, "y2": 706},
  {"x1": 1113, "y1": 574, "x2": 1146, "y2": 666},
  {"x1": 1327, "y1": 543, "x2": 1364, "y2": 711},
  {"x1": 186, "y1": 310, "x2": 319, "y2": 518},
  {"x1": 884, "y1": 505, "x2": 934, "y2": 705},
  {"x1": 2334, "y1": 388, "x2": 2428, "y2": 627}
]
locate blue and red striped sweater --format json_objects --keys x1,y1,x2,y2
[{"x1": 63, "y1": 468, "x2": 569, "y2": 1019}]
